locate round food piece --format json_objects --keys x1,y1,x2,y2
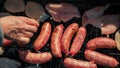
[
  {"x1": 25, "y1": 1, "x2": 45, "y2": 19},
  {"x1": 0, "y1": 12, "x2": 12, "y2": 17},
  {"x1": 4, "y1": 0, "x2": 25, "y2": 13},
  {"x1": 0, "y1": 46, "x2": 4, "y2": 55},
  {"x1": 115, "y1": 29, "x2": 120, "y2": 51}
]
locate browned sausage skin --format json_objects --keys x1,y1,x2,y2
[
  {"x1": 19, "y1": 50, "x2": 52, "y2": 64},
  {"x1": 61, "y1": 23, "x2": 79, "y2": 55},
  {"x1": 84, "y1": 50, "x2": 119, "y2": 67},
  {"x1": 51, "y1": 24, "x2": 64, "y2": 58},
  {"x1": 86, "y1": 37, "x2": 117, "y2": 50},
  {"x1": 34, "y1": 22, "x2": 52, "y2": 51},
  {"x1": 69, "y1": 27, "x2": 86, "y2": 56},
  {"x1": 64, "y1": 58, "x2": 97, "y2": 68}
]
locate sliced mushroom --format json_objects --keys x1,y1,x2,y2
[
  {"x1": 4, "y1": 0, "x2": 25, "y2": 13},
  {"x1": 25, "y1": 1, "x2": 45, "y2": 19},
  {"x1": 46, "y1": 3, "x2": 80, "y2": 22},
  {"x1": 115, "y1": 29, "x2": 120, "y2": 51},
  {"x1": 0, "y1": 12, "x2": 12, "y2": 17}
]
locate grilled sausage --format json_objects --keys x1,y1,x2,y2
[
  {"x1": 51, "y1": 24, "x2": 64, "y2": 58},
  {"x1": 64, "y1": 58, "x2": 97, "y2": 68},
  {"x1": 69, "y1": 27, "x2": 86, "y2": 56},
  {"x1": 19, "y1": 50, "x2": 52, "y2": 64},
  {"x1": 61, "y1": 23, "x2": 79, "y2": 55},
  {"x1": 84, "y1": 50, "x2": 119, "y2": 67},
  {"x1": 86, "y1": 37, "x2": 117, "y2": 50},
  {"x1": 2, "y1": 39, "x2": 12, "y2": 46},
  {"x1": 34, "y1": 22, "x2": 52, "y2": 51}
]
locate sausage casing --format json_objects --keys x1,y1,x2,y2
[
  {"x1": 84, "y1": 50, "x2": 119, "y2": 67},
  {"x1": 19, "y1": 50, "x2": 52, "y2": 64},
  {"x1": 34, "y1": 22, "x2": 52, "y2": 51},
  {"x1": 69, "y1": 27, "x2": 86, "y2": 56},
  {"x1": 51, "y1": 24, "x2": 64, "y2": 58},
  {"x1": 61, "y1": 23, "x2": 78, "y2": 55},
  {"x1": 86, "y1": 37, "x2": 117, "y2": 50},
  {"x1": 64, "y1": 58, "x2": 97, "y2": 68}
]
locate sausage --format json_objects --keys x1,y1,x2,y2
[
  {"x1": 18, "y1": 50, "x2": 52, "y2": 64},
  {"x1": 86, "y1": 37, "x2": 117, "y2": 50},
  {"x1": 69, "y1": 27, "x2": 86, "y2": 56},
  {"x1": 64, "y1": 58, "x2": 97, "y2": 68},
  {"x1": 34, "y1": 22, "x2": 52, "y2": 51},
  {"x1": 61, "y1": 23, "x2": 79, "y2": 55},
  {"x1": 51, "y1": 24, "x2": 64, "y2": 58},
  {"x1": 2, "y1": 39, "x2": 12, "y2": 46},
  {"x1": 84, "y1": 50, "x2": 119, "y2": 67}
]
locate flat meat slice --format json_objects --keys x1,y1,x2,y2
[
  {"x1": 92, "y1": 14, "x2": 120, "y2": 34},
  {"x1": 46, "y1": 3, "x2": 80, "y2": 22},
  {"x1": 82, "y1": 4, "x2": 120, "y2": 34},
  {"x1": 82, "y1": 4, "x2": 110, "y2": 26}
]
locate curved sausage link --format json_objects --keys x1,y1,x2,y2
[
  {"x1": 19, "y1": 50, "x2": 52, "y2": 64},
  {"x1": 61, "y1": 23, "x2": 79, "y2": 55},
  {"x1": 84, "y1": 50, "x2": 119, "y2": 67},
  {"x1": 51, "y1": 24, "x2": 64, "y2": 58},
  {"x1": 64, "y1": 58, "x2": 97, "y2": 68},
  {"x1": 34, "y1": 22, "x2": 52, "y2": 51},
  {"x1": 69, "y1": 27, "x2": 86, "y2": 56},
  {"x1": 86, "y1": 37, "x2": 117, "y2": 50}
]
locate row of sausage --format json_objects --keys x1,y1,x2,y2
[{"x1": 16, "y1": 22, "x2": 119, "y2": 68}]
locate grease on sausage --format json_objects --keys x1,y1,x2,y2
[{"x1": 64, "y1": 58, "x2": 97, "y2": 68}]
